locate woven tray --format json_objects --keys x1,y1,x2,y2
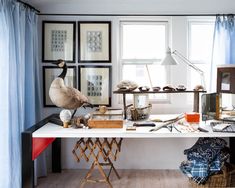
[{"x1": 190, "y1": 163, "x2": 235, "y2": 188}]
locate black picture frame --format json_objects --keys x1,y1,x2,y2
[
  {"x1": 78, "y1": 65, "x2": 112, "y2": 106},
  {"x1": 78, "y1": 21, "x2": 111, "y2": 63},
  {"x1": 217, "y1": 66, "x2": 235, "y2": 94},
  {"x1": 42, "y1": 21, "x2": 76, "y2": 63},
  {"x1": 43, "y1": 66, "x2": 77, "y2": 107}
]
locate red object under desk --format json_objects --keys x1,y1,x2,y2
[{"x1": 32, "y1": 138, "x2": 55, "y2": 160}]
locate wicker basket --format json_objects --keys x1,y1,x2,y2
[
  {"x1": 126, "y1": 104, "x2": 152, "y2": 121},
  {"x1": 190, "y1": 163, "x2": 235, "y2": 188}
]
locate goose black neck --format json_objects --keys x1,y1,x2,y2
[{"x1": 58, "y1": 64, "x2": 67, "y2": 79}]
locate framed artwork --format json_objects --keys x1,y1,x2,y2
[
  {"x1": 42, "y1": 21, "x2": 76, "y2": 63},
  {"x1": 43, "y1": 66, "x2": 77, "y2": 107},
  {"x1": 78, "y1": 66, "x2": 111, "y2": 106},
  {"x1": 217, "y1": 65, "x2": 235, "y2": 93},
  {"x1": 78, "y1": 21, "x2": 111, "y2": 62}
]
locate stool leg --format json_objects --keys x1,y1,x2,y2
[{"x1": 96, "y1": 161, "x2": 113, "y2": 188}]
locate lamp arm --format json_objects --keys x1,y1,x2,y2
[
  {"x1": 172, "y1": 50, "x2": 203, "y2": 74},
  {"x1": 173, "y1": 50, "x2": 206, "y2": 88}
]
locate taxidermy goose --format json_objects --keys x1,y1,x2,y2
[{"x1": 49, "y1": 59, "x2": 92, "y2": 117}]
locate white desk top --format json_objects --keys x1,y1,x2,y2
[{"x1": 33, "y1": 115, "x2": 235, "y2": 138}]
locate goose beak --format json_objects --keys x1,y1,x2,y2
[{"x1": 52, "y1": 59, "x2": 65, "y2": 67}]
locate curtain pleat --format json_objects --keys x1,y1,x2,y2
[
  {"x1": 210, "y1": 15, "x2": 235, "y2": 92},
  {"x1": 0, "y1": 1, "x2": 43, "y2": 187}
]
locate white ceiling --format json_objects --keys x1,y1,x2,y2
[{"x1": 25, "y1": 0, "x2": 235, "y2": 14}]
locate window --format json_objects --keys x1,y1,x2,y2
[
  {"x1": 188, "y1": 20, "x2": 215, "y2": 91},
  {"x1": 120, "y1": 21, "x2": 169, "y2": 101}
]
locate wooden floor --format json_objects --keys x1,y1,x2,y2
[{"x1": 36, "y1": 169, "x2": 194, "y2": 188}]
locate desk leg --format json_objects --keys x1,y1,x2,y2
[
  {"x1": 230, "y1": 137, "x2": 235, "y2": 164},
  {"x1": 22, "y1": 132, "x2": 34, "y2": 188},
  {"x1": 52, "y1": 138, "x2": 61, "y2": 173}
]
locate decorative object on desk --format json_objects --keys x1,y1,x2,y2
[
  {"x1": 99, "y1": 105, "x2": 107, "y2": 114},
  {"x1": 42, "y1": 21, "x2": 76, "y2": 62},
  {"x1": 116, "y1": 80, "x2": 138, "y2": 91},
  {"x1": 138, "y1": 86, "x2": 150, "y2": 92},
  {"x1": 161, "y1": 47, "x2": 206, "y2": 90},
  {"x1": 163, "y1": 85, "x2": 175, "y2": 91},
  {"x1": 127, "y1": 104, "x2": 152, "y2": 121},
  {"x1": 152, "y1": 86, "x2": 161, "y2": 91},
  {"x1": 78, "y1": 21, "x2": 111, "y2": 62},
  {"x1": 217, "y1": 65, "x2": 235, "y2": 94},
  {"x1": 49, "y1": 59, "x2": 93, "y2": 118},
  {"x1": 88, "y1": 109, "x2": 123, "y2": 128},
  {"x1": 59, "y1": 109, "x2": 72, "y2": 128},
  {"x1": 194, "y1": 84, "x2": 204, "y2": 91},
  {"x1": 185, "y1": 112, "x2": 200, "y2": 123},
  {"x1": 210, "y1": 121, "x2": 235, "y2": 133},
  {"x1": 71, "y1": 114, "x2": 91, "y2": 128},
  {"x1": 127, "y1": 93, "x2": 151, "y2": 120},
  {"x1": 176, "y1": 85, "x2": 186, "y2": 91},
  {"x1": 78, "y1": 65, "x2": 111, "y2": 106},
  {"x1": 201, "y1": 93, "x2": 218, "y2": 121}
]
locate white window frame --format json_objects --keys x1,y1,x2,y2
[
  {"x1": 187, "y1": 17, "x2": 215, "y2": 103},
  {"x1": 187, "y1": 18, "x2": 215, "y2": 64},
  {"x1": 119, "y1": 20, "x2": 171, "y2": 104}
]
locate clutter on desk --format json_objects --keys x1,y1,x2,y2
[
  {"x1": 116, "y1": 80, "x2": 138, "y2": 91},
  {"x1": 98, "y1": 105, "x2": 107, "y2": 114},
  {"x1": 125, "y1": 93, "x2": 152, "y2": 121},
  {"x1": 176, "y1": 84, "x2": 186, "y2": 91},
  {"x1": 133, "y1": 123, "x2": 155, "y2": 127},
  {"x1": 152, "y1": 86, "x2": 161, "y2": 91},
  {"x1": 185, "y1": 112, "x2": 200, "y2": 123},
  {"x1": 126, "y1": 125, "x2": 136, "y2": 131},
  {"x1": 59, "y1": 109, "x2": 72, "y2": 128},
  {"x1": 138, "y1": 86, "x2": 150, "y2": 92},
  {"x1": 88, "y1": 109, "x2": 123, "y2": 128},
  {"x1": 163, "y1": 85, "x2": 175, "y2": 91},
  {"x1": 210, "y1": 121, "x2": 235, "y2": 133},
  {"x1": 194, "y1": 84, "x2": 204, "y2": 91},
  {"x1": 149, "y1": 114, "x2": 185, "y2": 132},
  {"x1": 127, "y1": 104, "x2": 152, "y2": 121},
  {"x1": 180, "y1": 137, "x2": 233, "y2": 186},
  {"x1": 71, "y1": 114, "x2": 90, "y2": 128}
]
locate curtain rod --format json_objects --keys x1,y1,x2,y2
[
  {"x1": 17, "y1": 0, "x2": 40, "y2": 13},
  {"x1": 39, "y1": 13, "x2": 218, "y2": 17},
  {"x1": 38, "y1": 13, "x2": 235, "y2": 17}
]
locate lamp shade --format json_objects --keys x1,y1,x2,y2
[{"x1": 161, "y1": 47, "x2": 178, "y2": 65}]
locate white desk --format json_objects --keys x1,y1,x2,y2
[
  {"x1": 33, "y1": 121, "x2": 235, "y2": 138},
  {"x1": 22, "y1": 114, "x2": 235, "y2": 188}
]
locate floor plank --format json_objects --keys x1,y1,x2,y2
[{"x1": 36, "y1": 169, "x2": 194, "y2": 188}]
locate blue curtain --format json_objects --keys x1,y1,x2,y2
[
  {"x1": 0, "y1": 0, "x2": 42, "y2": 187},
  {"x1": 210, "y1": 15, "x2": 235, "y2": 91}
]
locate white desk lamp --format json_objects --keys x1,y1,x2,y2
[{"x1": 161, "y1": 47, "x2": 206, "y2": 89}]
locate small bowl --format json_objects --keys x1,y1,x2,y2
[{"x1": 152, "y1": 86, "x2": 161, "y2": 92}]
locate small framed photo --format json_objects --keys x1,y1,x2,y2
[
  {"x1": 217, "y1": 65, "x2": 235, "y2": 93},
  {"x1": 78, "y1": 21, "x2": 111, "y2": 62},
  {"x1": 43, "y1": 66, "x2": 77, "y2": 107},
  {"x1": 78, "y1": 66, "x2": 111, "y2": 106},
  {"x1": 42, "y1": 21, "x2": 76, "y2": 63}
]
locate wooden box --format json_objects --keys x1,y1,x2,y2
[{"x1": 88, "y1": 109, "x2": 123, "y2": 128}]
